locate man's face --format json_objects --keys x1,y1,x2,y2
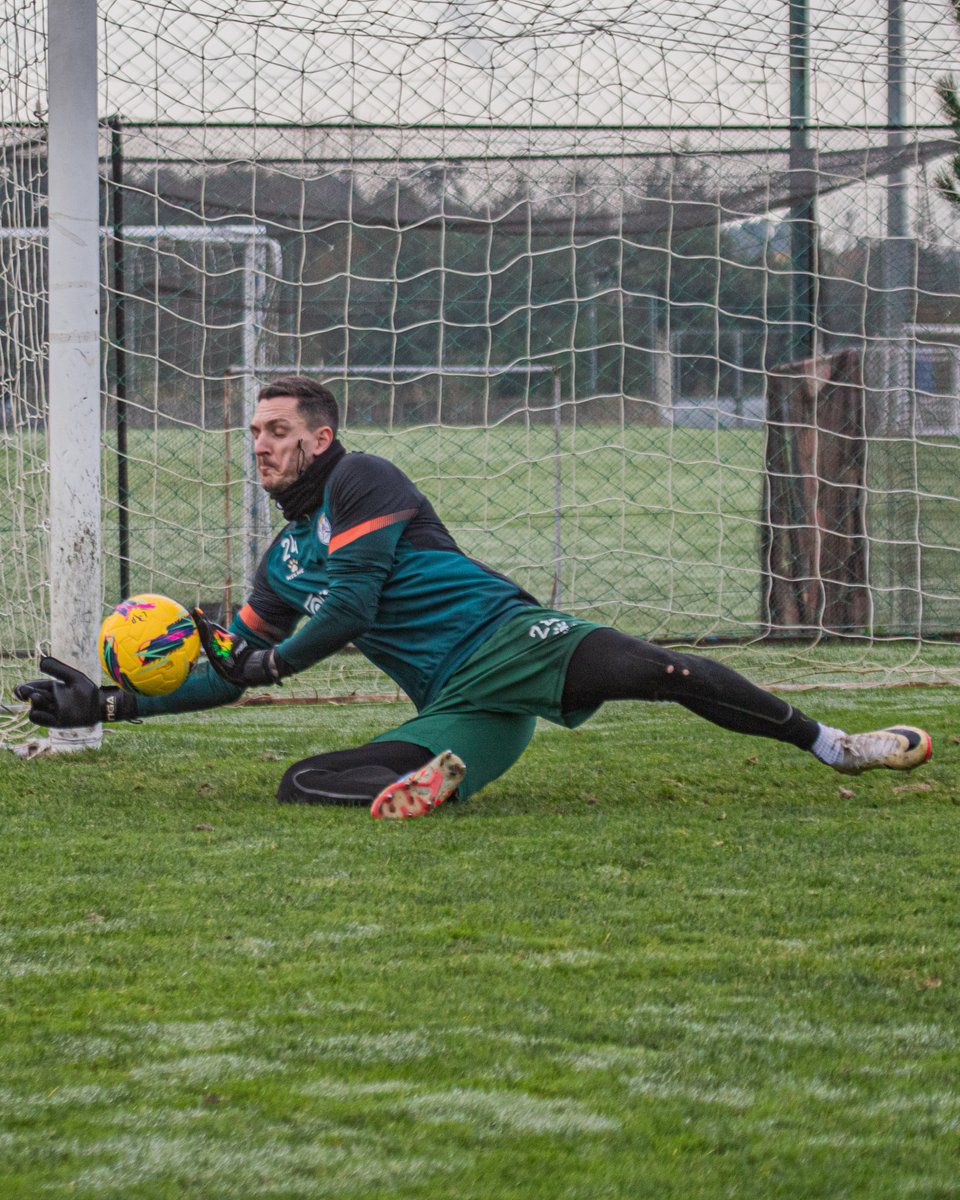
[{"x1": 250, "y1": 395, "x2": 333, "y2": 495}]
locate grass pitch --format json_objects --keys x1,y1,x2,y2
[{"x1": 1, "y1": 688, "x2": 958, "y2": 1198}]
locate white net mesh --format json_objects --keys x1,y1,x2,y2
[
  {"x1": 1, "y1": 1, "x2": 48, "y2": 739},
  {"x1": 3, "y1": 0, "x2": 960, "y2": 730}
]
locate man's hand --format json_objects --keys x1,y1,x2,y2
[
  {"x1": 14, "y1": 657, "x2": 138, "y2": 727},
  {"x1": 191, "y1": 608, "x2": 285, "y2": 687}
]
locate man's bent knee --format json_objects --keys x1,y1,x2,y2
[
  {"x1": 276, "y1": 760, "x2": 392, "y2": 806},
  {"x1": 276, "y1": 745, "x2": 427, "y2": 806}
]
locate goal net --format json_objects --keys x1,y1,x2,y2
[{"x1": 3, "y1": 0, "x2": 960, "y2": 741}]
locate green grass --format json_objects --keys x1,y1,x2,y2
[{"x1": 1, "y1": 688, "x2": 959, "y2": 1198}]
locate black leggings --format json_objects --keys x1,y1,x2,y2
[
  {"x1": 277, "y1": 628, "x2": 819, "y2": 805},
  {"x1": 561, "y1": 627, "x2": 819, "y2": 747},
  {"x1": 277, "y1": 740, "x2": 433, "y2": 806}
]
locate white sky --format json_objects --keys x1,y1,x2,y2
[{"x1": 2, "y1": 0, "x2": 959, "y2": 129}]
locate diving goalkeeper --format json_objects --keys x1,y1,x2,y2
[{"x1": 16, "y1": 376, "x2": 932, "y2": 818}]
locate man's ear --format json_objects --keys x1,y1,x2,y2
[{"x1": 312, "y1": 425, "x2": 334, "y2": 456}]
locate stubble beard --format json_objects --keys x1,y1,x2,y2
[
  {"x1": 258, "y1": 445, "x2": 317, "y2": 497},
  {"x1": 258, "y1": 467, "x2": 290, "y2": 498}
]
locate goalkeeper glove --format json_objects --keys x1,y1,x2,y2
[
  {"x1": 191, "y1": 608, "x2": 287, "y2": 687},
  {"x1": 14, "y1": 657, "x2": 138, "y2": 727}
]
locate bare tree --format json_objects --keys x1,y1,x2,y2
[{"x1": 935, "y1": 0, "x2": 960, "y2": 208}]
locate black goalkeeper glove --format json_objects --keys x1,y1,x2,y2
[
  {"x1": 14, "y1": 657, "x2": 139, "y2": 728},
  {"x1": 191, "y1": 608, "x2": 286, "y2": 687}
]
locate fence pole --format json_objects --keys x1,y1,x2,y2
[
  {"x1": 788, "y1": 0, "x2": 816, "y2": 363},
  {"x1": 886, "y1": 0, "x2": 907, "y2": 241},
  {"x1": 550, "y1": 368, "x2": 563, "y2": 607},
  {"x1": 884, "y1": 0, "x2": 920, "y2": 633},
  {"x1": 109, "y1": 116, "x2": 130, "y2": 601}
]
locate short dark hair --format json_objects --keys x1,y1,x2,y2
[{"x1": 257, "y1": 376, "x2": 339, "y2": 434}]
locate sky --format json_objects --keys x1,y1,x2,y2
[
  {"x1": 2, "y1": 0, "x2": 958, "y2": 130},
  {"x1": 2, "y1": 0, "x2": 959, "y2": 249}
]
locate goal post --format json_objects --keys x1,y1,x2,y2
[{"x1": 46, "y1": 0, "x2": 101, "y2": 751}]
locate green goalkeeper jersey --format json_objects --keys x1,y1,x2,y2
[{"x1": 137, "y1": 444, "x2": 538, "y2": 716}]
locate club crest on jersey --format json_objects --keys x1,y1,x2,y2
[
  {"x1": 305, "y1": 589, "x2": 328, "y2": 616},
  {"x1": 317, "y1": 514, "x2": 332, "y2": 546}
]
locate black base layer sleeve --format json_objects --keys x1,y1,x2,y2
[
  {"x1": 562, "y1": 628, "x2": 819, "y2": 749},
  {"x1": 276, "y1": 740, "x2": 434, "y2": 806}
]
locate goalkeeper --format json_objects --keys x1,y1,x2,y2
[{"x1": 16, "y1": 376, "x2": 932, "y2": 819}]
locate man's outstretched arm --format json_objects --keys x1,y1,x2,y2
[
  {"x1": 15, "y1": 610, "x2": 275, "y2": 728},
  {"x1": 270, "y1": 521, "x2": 403, "y2": 673},
  {"x1": 196, "y1": 502, "x2": 410, "y2": 694},
  {"x1": 192, "y1": 524, "x2": 401, "y2": 688},
  {"x1": 131, "y1": 600, "x2": 297, "y2": 715},
  {"x1": 141, "y1": 539, "x2": 302, "y2": 710}
]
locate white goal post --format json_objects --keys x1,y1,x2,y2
[
  {"x1": 45, "y1": 0, "x2": 101, "y2": 751},
  {"x1": 862, "y1": 323, "x2": 960, "y2": 445}
]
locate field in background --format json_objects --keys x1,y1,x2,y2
[
  {"x1": 99, "y1": 420, "x2": 960, "y2": 637},
  {"x1": 1, "y1": 690, "x2": 958, "y2": 1198},
  {"x1": 92, "y1": 420, "x2": 776, "y2": 633},
  {"x1": 5, "y1": 420, "x2": 959, "y2": 695}
]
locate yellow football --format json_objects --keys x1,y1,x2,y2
[{"x1": 98, "y1": 593, "x2": 200, "y2": 696}]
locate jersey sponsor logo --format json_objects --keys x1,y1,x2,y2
[
  {"x1": 304, "y1": 589, "x2": 328, "y2": 616},
  {"x1": 528, "y1": 616, "x2": 571, "y2": 640},
  {"x1": 317, "y1": 514, "x2": 332, "y2": 545}
]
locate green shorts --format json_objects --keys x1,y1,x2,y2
[{"x1": 371, "y1": 608, "x2": 603, "y2": 800}]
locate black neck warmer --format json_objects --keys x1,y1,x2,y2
[{"x1": 273, "y1": 439, "x2": 346, "y2": 521}]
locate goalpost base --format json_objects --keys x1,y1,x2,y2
[{"x1": 49, "y1": 725, "x2": 103, "y2": 753}]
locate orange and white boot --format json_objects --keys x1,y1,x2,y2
[{"x1": 370, "y1": 750, "x2": 466, "y2": 819}]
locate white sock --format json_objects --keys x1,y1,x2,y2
[{"x1": 810, "y1": 723, "x2": 847, "y2": 766}]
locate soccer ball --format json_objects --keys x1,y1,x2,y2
[{"x1": 99, "y1": 594, "x2": 200, "y2": 696}]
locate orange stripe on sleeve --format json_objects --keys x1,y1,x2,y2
[
  {"x1": 238, "y1": 603, "x2": 285, "y2": 641},
  {"x1": 328, "y1": 507, "x2": 417, "y2": 554}
]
